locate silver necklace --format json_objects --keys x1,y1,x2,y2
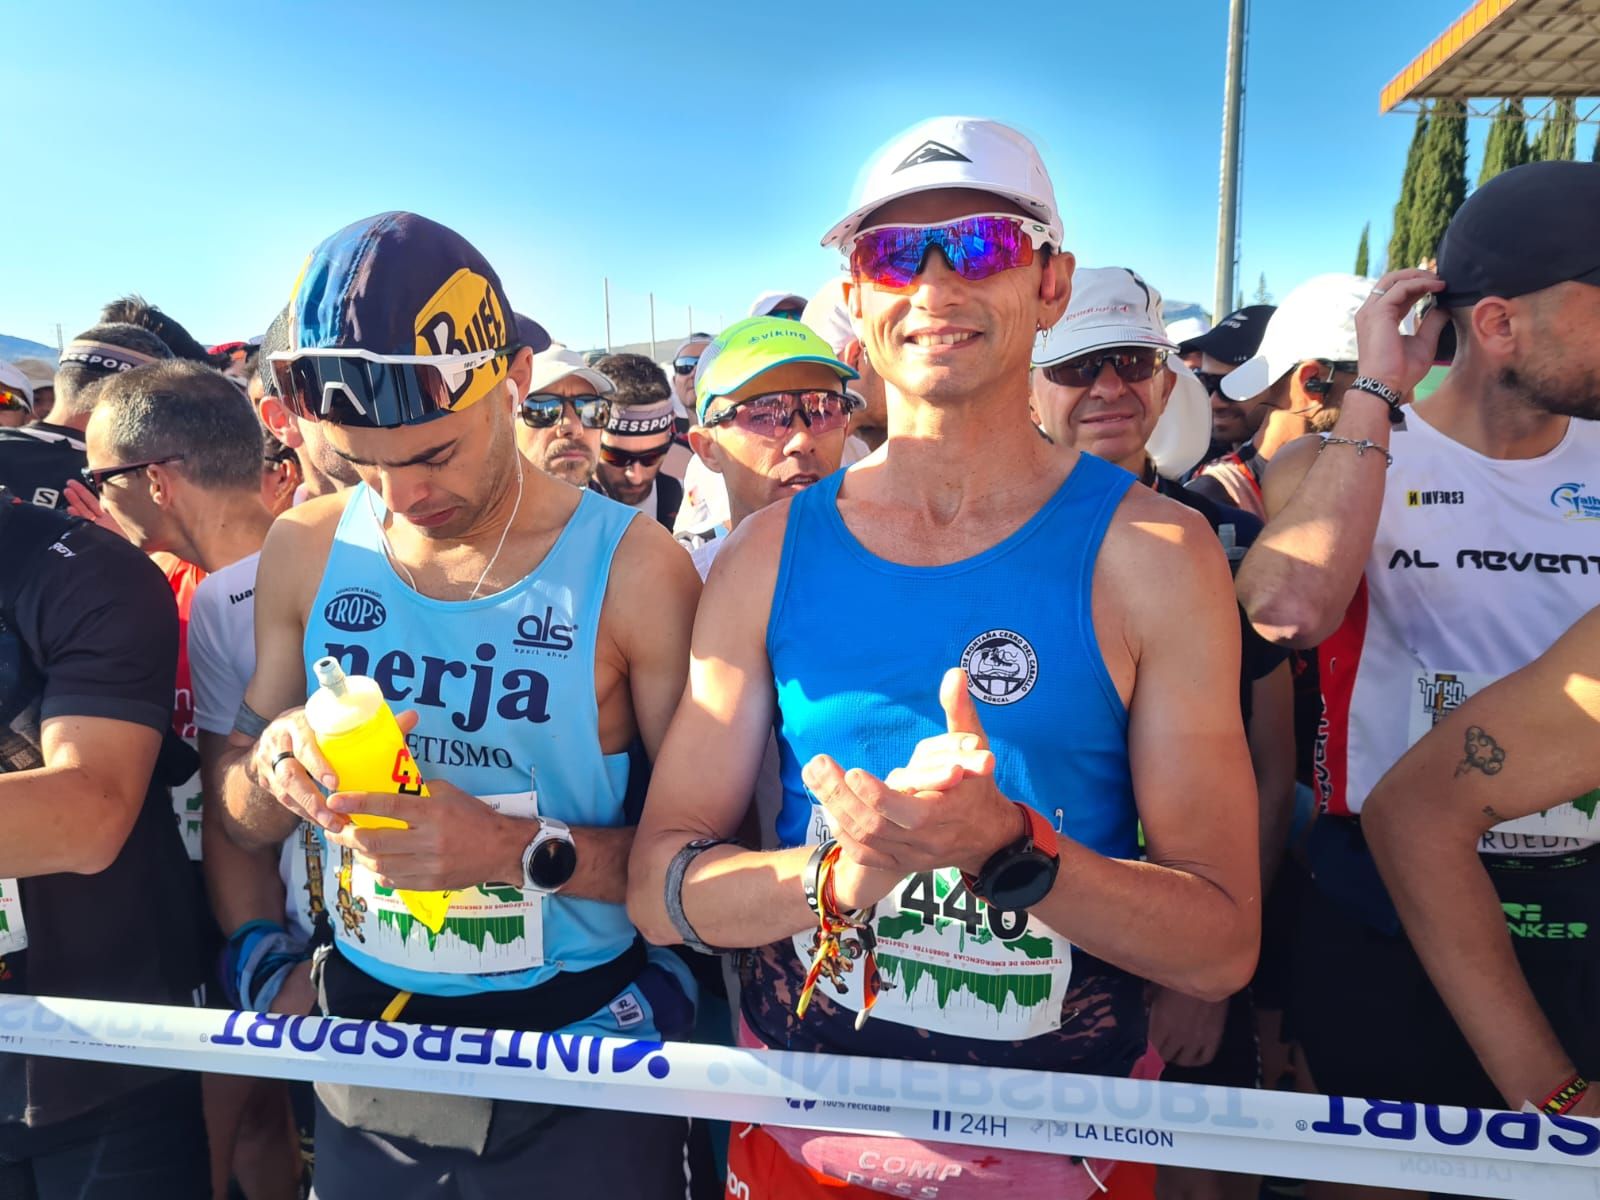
[{"x1": 368, "y1": 457, "x2": 525, "y2": 600}]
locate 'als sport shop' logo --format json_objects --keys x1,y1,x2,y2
[
  {"x1": 514, "y1": 607, "x2": 575, "y2": 654},
  {"x1": 1550, "y1": 482, "x2": 1600, "y2": 521},
  {"x1": 324, "y1": 589, "x2": 387, "y2": 633}
]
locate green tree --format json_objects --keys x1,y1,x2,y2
[
  {"x1": 1354, "y1": 222, "x2": 1371, "y2": 277},
  {"x1": 1532, "y1": 98, "x2": 1577, "y2": 162},
  {"x1": 1253, "y1": 273, "x2": 1272, "y2": 305},
  {"x1": 1478, "y1": 99, "x2": 1530, "y2": 186},
  {"x1": 1388, "y1": 106, "x2": 1431, "y2": 272},
  {"x1": 1235, "y1": 288, "x2": 1244, "y2": 312},
  {"x1": 1405, "y1": 98, "x2": 1467, "y2": 269}
]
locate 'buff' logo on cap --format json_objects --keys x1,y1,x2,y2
[{"x1": 414, "y1": 268, "x2": 509, "y2": 407}]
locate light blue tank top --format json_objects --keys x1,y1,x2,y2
[
  {"x1": 769, "y1": 454, "x2": 1138, "y2": 858},
  {"x1": 303, "y1": 484, "x2": 639, "y2": 999}
]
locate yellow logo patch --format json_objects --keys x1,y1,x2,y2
[{"x1": 413, "y1": 268, "x2": 509, "y2": 411}]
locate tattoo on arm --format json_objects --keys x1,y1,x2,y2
[{"x1": 1456, "y1": 725, "x2": 1507, "y2": 778}]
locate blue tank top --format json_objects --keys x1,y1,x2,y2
[
  {"x1": 745, "y1": 454, "x2": 1145, "y2": 1066},
  {"x1": 303, "y1": 485, "x2": 640, "y2": 1000},
  {"x1": 769, "y1": 453, "x2": 1138, "y2": 857}
]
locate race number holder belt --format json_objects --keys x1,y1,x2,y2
[
  {"x1": 319, "y1": 936, "x2": 647, "y2": 1032},
  {"x1": 314, "y1": 937, "x2": 649, "y2": 1153}
]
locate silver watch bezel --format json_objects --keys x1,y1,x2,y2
[{"x1": 520, "y1": 816, "x2": 575, "y2": 894}]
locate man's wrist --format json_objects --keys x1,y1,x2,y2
[
  {"x1": 490, "y1": 815, "x2": 540, "y2": 887},
  {"x1": 959, "y1": 799, "x2": 1028, "y2": 876}
]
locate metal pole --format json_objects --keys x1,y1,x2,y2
[
  {"x1": 649, "y1": 293, "x2": 657, "y2": 361},
  {"x1": 604, "y1": 277, "x2": 613, "y2": 353},
  {"x1": 687, "y1": 305, "x2": 694, "y2": 337},
  {"x1": 1213, "y1": 0, "x2": 1247, "y2": 321}
]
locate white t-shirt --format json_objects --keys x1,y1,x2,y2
[
  {"x1": 187, "y1": 549, "x2": 317, "y2": 938},
  {"x1": 673, "y1": 435, "x2": 870, "y2": 539},
  {"x1": 188, "y1": 553, "x2": 260, "y2": 736},
  {"x1": 628, "y1": 479, "x2": 657, "y2": 519}
]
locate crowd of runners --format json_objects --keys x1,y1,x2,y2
[{"x1": 2, "y1": 115, "x2": 1599, "y2": 1200}]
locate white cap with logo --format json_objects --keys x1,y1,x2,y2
[
  {"x1": 0, "y1": 360, "x2": 33, "y2": 411},
  {"x1": 1220, "y1": 273, "x2": 1380, "y2": 401},
  {"x1": 1032, "y1": 267, "x2": 1211, "y2": 481},
  {"x1": 528, "y1": 343, "x2": 616, "y2": 396},
  {"x1": 748, "y1": 291, "x2": 808, "y2": 319},
  {"x1": 821, "y1": 117, "x2": 1063, "y2": 252}
]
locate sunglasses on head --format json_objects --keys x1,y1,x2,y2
[
  {"x1": 268, "y1": 346, "x2": 517, "y2": 429},
  {"x1": 1042, "y1": 348, "x2": 1168, "y2": 389},
  {"x1": 702, "y1": 389, "x2": 862, "y2": 439},
  {"x1": 848, "y1": 213, "x2": 1051, "y2": 291},
  {"x1": 672, "y1": 356, "x2": 700, "y2": 376},
  {"x1": 518, "y1": 392, "x2": 612, "y2": 430},
  {"x1": 80, "y1": 454, "x2": 185, "y2": 495},
  {"x1": 598, "y1": 441, "x2": 672, "y2": 469}
]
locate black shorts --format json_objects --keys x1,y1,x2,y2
[
  {"x1": 0, "y1": 1073, "x2": 208, "y2": 1200},
  {"x1": 1288, "y1": 819, "x2": 1600, "y2": 1108}
]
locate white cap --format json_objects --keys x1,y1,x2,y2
[
  {"x1": 1165, "y1": 316, "x2": 1211, "y2": 344},
  {"x1": 1032, "y1": 267, "x2": 1176, "y2": 365},
  {"x1": 528, "y1": 343, "x2": 616, "y2": 396},
  {"x1": 0, "y1": 360, "x2": 33, "y2": 411},
  {"x1": 800, "y1": 277, "x2": 857, "y2": 357},
  {"x1": 821, "y1": 117, "x2": 1062, "y2": 251},
  {"x1": 1221, "y1": 273, "x2": 1378, "y2": 401},
  {"x1": 748, "y1": 291, "x2": 807, "y2": 319}
]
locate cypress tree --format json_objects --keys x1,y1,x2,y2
[
  {"x1": 1406, "y1": 99, "x2": 1467, "y2": 269},
  {"x1": 1532, "y1": 98, "x2": 1577, "y2": 161},
  {"x1": 1355, "y1": 222, "x2": 1371, "y2": 277},
  {"x1": 1479, "y1": 99, "x2": 1530, "y2": 186},
  {"x1": 1388, "y1": 105, "x2": 1430, "y2": 271}
]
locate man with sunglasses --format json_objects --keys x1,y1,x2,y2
[
  {"x1": 1235, "y1": 163, "x2": 1600, "y2": 1184},
  {"x1": 631, "y1": 117, "x2": 1258, "y2": 1200},
  {"x1": 1033, "y1": 268, "x2": 1292, "y2": 1200},
  {"x1": 515, "y1": 342, "x2": 614, "y2": 488},
  {"x1": 217, "y1": 211, "x2": 706, "y2": 1198},
  {"x1": 1177, "y1": 304, "x2": 1275, "y2": 464},
  {"x1": 0, "y1": 362, "x2": 33, "y2": 430},
  {"x1": 591, "y1": 352, "x2": 683, "y2": 529},
  {"x1": 1188, "y1": 276, "x2": 1376, "y2": 521}
]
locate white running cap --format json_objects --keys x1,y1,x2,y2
[
  {"x1": 0, "y1": 361, "x2": 33, "y2": 411},
  {"x1": 747, "y1": 291, "x2": 808, "y2": 319},
  {"x1": 528, "y1": 343, "x2": 616, "y2": 396},
  {"x1": 1221, "y1": 273, "x2": 1381, "y2": 402},
  {"x1": 1033, "y1": 267, "x2": 1177, "y2": 366},
  {"x1": 1165, "y1": 316, "x2": 1211, "y2": 344},
  {"x1": 821, "y1": 116, "x2": 1063, "y2": 252}
]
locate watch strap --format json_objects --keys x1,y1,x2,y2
[{"x1": 961, "y1": 803, "x2": 1059, "y2": 898}]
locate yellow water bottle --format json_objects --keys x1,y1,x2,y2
[{"x1": 305, "y1": 656, "x2": 452, "y2": 932}]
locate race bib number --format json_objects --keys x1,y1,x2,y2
[
  {"x1": 1408, "y1": 667, "x2": 1600, "y2": 855},
  {"x1": 330, "y1": 790, "x2": 545, "y2": 974},
  {"x1": 793, "y1": 809, "x2": 1074, "y2": 1041},
  {"x1": 0, "y1": 878, "x2": 27, "y2": 955},
  {"x1": 172, "y1": 770, "x2": 203, "y2": 861}
]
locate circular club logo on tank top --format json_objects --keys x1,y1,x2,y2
[{"x1": 960, "y1": 629, "x2": 1038, "y2": 705}]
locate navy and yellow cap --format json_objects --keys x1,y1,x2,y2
[
  {"x1": 693, "y1": 316, "x2": 857, "y2": 424},
  {"x1": 286, "y1": 211, "x2": 517, "y2": 411}
]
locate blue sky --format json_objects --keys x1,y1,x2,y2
[{"x1": 3, "y1": 0, "x2": 1573, "y2": 354}]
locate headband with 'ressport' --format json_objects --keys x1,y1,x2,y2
[
  {"x1": 58, "y1": 340, "x2": 164, "y2": 374},
  {"x1": 606, "y1": 397, "x2": 676, "y2": 436}
]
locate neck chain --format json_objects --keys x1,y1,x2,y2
[{"x1": 367, "y1": 457, "x2": 525, "y2": 601}]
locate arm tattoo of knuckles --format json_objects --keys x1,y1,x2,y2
[{"x1": 1456, "y1": 725, "x2": 1507, "y2": 779}]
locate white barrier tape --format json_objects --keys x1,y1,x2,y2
[{"x1": 1, "y1": 995, "x2": 1596, "y2": 1199}]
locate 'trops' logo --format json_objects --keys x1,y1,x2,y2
[
  {"x1": 960, "y1": 630, "x2": 1039, "y2": 706},
  {"x1": 323, "y1": 589, "x2": 387, "y2": 632}
]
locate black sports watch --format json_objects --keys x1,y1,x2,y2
[
  {"x1": 520, "y1": 816, "x2": 578, "y2": 894},
  {"x1": 963, "y1": 804, "x2": 1061, "y2": 911}
]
